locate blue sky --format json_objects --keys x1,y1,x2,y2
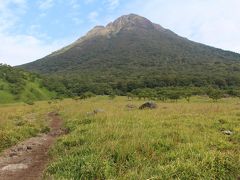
[{"x1": 1, "y1": 0, "x2": 240, "y2": 65}]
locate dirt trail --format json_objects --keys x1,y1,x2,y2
[{"x1": 0, "y1": 112, "x2": 64, "y2": 180}]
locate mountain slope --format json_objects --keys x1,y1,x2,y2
[
  {"x1": 0, "y1": 64, "x2": 55, "y2": 103},
  {"x1": 20, "y1": 14, "x2": 240, "y2": 91}
]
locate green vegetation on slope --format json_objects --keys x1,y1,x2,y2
[
  {"x1": 45, "y1": 97, "x2": 240, "y2": 179},
  {"x1": 20, "y1": 14, "x2": 240, "y2": 95},
  {"x1": 0, "y1": 64, "x2": 56, "y2": 104}
]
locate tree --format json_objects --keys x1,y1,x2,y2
[
  {"x1": 0, "y1": 84, "x2": 4, "y2": 90},
  {"x1": 156, "y1": 92, "x2": 167, "y2": 102},
  {"x1": 80, "y1": 92, "x2": 96, "y2": 99},
  {"x1": 109, "y1": 92, "x2": 116, "y2": 100},
  {"x1": 25, "y1": 99, "x2": 34, "y2": 105},
  {"x1": 168, "y1": 92, "x2": 181, "y2": 102},
  {"x1": 183, "y1": 92, "x2": 191, "y2": 102},
  {"x1": 126, "y1": 92, "x2": 134, "y2": 100},
  {"x1": 207, "y1": 88, "x2": 223, "y2": 101}
]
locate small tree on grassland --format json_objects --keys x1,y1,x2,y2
[
  {"x1": 207, "y1": 88, "x2": 223, "y2": 102},
  {"x1": 80, "y1": 92, "x2": 96, "y2": 100},
  {"x1": 168, "y1": 92, "x2": 181, "y2": 102},
  {"x1": 109, "y1": 93, "x2": 116, "y2": 100},
  {"x1": 183, "y1": 92, "x2": 192, "y2": 102},
  {"x1": 126, "y1": 93, "x2": 134, "y2": 100}
]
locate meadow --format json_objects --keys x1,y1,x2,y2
[
  {"x1": 0, "y1": 96, "x2": 239, "y2": 179},
  {"x1": 46, "y1": 96, "x2": 240, "y2": 179},
  {"x1": 0, "y1": 101, "x2": 58, "y2": 153}
]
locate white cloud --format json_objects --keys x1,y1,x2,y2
[
  {"x1": 38, "y1": 0, "x2": 54, "y2": 10},
  {"x1": 0, "y1": 0, "x2": 27, "y2": 8},
  {"x1": 105, "y1": 0, "x2": 119, "y2": 10},
  {"x1": 0, "y1": 0, "x2": 71, "y2": 66},
  {"x1": 70, "y1": 0, "x2": 80, "y2": 9},
  {"x1": 125, "y1": 0, "x2": 240, "y2": 53},
  {"x1": 68, "y1": 0, "x2": 83, "y2": 25},
  {"x1": 0, "y1": 33, "x2": 73, "y2": 65},
  {"x1": 84, "y1": 0, "x2": 95, "y2": 4},
  {"x1": 0, "y1": 0, "x2": 27, "y2": 32},
  {"x1": 73, "y1": 18, "x2": 84, "y2": 25},
  {"x1": 88, "y1": 11, "x2": 99, "y2": 23}
]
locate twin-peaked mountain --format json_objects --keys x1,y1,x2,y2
[{"x1": 20, "y1": 14, "x2": 240, "y2": 88}]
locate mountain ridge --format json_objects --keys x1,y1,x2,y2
[
  {"x1": 26, "y1": 14, "x2": 240, "y2": 63},
  {"x1": 19, "y1": 14, "x2": 240, "y2": 93}
]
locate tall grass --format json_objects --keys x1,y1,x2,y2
[
  {"x1": 0, "y1": 101, "x2": 58, "y2": 153},
  {"x1": 46, "y1": 96, "x2": 240, "y2": 179}
]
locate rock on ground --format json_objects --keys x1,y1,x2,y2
[
  {"x1": 222, "y1": 130, "x2": 233, "y2": 135},
  {"x1": 1, "y1": 164, "x2": 28, "y2": 171},
  {"x1": 139, "y1": 102, "x2": 157, "y2": 110}
]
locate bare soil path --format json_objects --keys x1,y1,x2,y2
[{"x1": 0, "y1": 112, "x2": 64, "y2": 180}]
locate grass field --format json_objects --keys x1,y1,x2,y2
[
  {"x1": 0, "y1": 97, "x2": 239, "y2": 179},
  {"x1": 0, "y1": 101, "x2": 58, "y2": 153},
  {"x1": 46, "y1": 96, "x2": 240, "y2": 179}
]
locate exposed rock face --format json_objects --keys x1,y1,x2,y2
[
  {"x1": 106, "y1": 14, "x2": 161, "y2": 32},
  {"x1": 85, "y1": 14, "x2": 165, "y2": 39},
  {"x1": 85, "y1": 26, "x2": 107, "y2": 38}
]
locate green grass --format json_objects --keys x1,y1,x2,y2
[
  {"x1": 44, "y1": 96, "x2": 240, "y2": 179},
  {"x1": 21, "y1": 81, "x2": 56, "y2": 101},
  {"x1": 0, "y1": 90, "x2": 15, "y2": 104},
  {"x1": 0, "y1": 79, "x2": 15, "y2": 103},
  {"x1": 0, "y1": 96, "x2": 239, "y2": 179},
  {"x1": 0, "y1": 65, "x2": 56, "y2": 104},
  {"x1": 0, "y1": 79, "x2": 55, "y2": 104},
  {"x1": 0, "y1": 101, "x2": 59, "y2": 153}
]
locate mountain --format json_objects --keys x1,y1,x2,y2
[
  {"x1": 0, "y1": 64, "x2": 55, "y2": 103},
  {"x1": 19, "y1": 14, "x2": 240, "y2": 94}
]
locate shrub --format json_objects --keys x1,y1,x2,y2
[
  {"x1": 80, "y1": 92, "x2": 96, "y2": 99},
  {"x1": 207, "y1": 89, "x2": 223, "y2": 101},
  {"x1": 25, "y1": 99, "x2": 35, "y2": 105}
]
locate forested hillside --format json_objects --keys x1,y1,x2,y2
[
  {"x1": 0, "y1": 64, "x2": 55, "y2": 104},
  {"x1": 19, "y1": 14, "x2": 240, "y2": 96}
]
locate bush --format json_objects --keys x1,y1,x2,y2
[
  {"x1": 109, "y1": 93, "x2": 116, "y2": 100},
  {"x1": 25, "y1": 99, "x2": 35, "y2": 105},
  {"x1": 0, "y1": 84, "x2": 4, "y2": 90},
  {"x1": 80, "y1": 92, "x2": 96, "y2": 99},
  {"x1": 207, "y1": 88, "x2": 223, "y2": 101},
  {"x1": 167, "y1": 92, "x2": 181, "y2": 102}
]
